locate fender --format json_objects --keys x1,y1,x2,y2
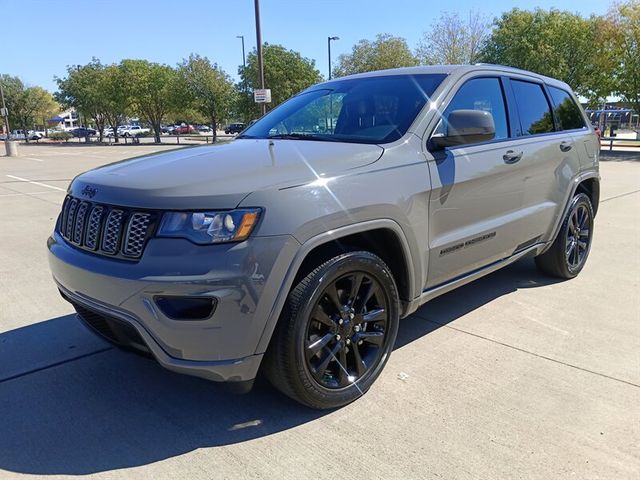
[
  {"x1": 540, "y1": 170, "x2": 600, "y2": 255},
  {"x1": 253, "y1": 218, "x2": 417, "y2": 354}
]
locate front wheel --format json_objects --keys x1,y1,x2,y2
[
  {"x1": 264, "y1": 251, "x2": 400, "y2": 409},
  {"x1": 535, "y1": 193, "x2": 594, "y2": 279}
]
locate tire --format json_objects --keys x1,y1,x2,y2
[
  {"x1": 535, "y1": 193, "x2": 594, "y2": 279},
  {"x1": 264, "y1": 251, "x2": 400, "y2": 409}
]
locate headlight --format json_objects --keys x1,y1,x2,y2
[{"x1": 157, "y1": 208, "x2": 261, "y2": 244}]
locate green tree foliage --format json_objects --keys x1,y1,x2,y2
[
  {"x1": 333, "y1": 33, "x2": 418, "y2": 77},
  {"x1": 608, "y1": 1, "x2": 640, "y2": 115},
  {"x1": 120, "y1": 59, "x2": 182, "y2": 143},
  {"x1": 179, "y1": 54, "x2": 236, "y2": 140},
  {"x1": 417, "y1": 11, "x2": 490, "y2": 64},
  {"x1": 481, "y1": 9, "x2": 599, "y2": 100},
  {"x1": 1, "y1": 74, "x2": 59, "y2": 141},
  {"x1": 56, "y1": 59, "x2": 111, "y2": 140},
  {"x1": 237, "y1": 43, "x2": 322, "y2": 121},
  {"x1": 101, "y1": 64, "x2": 131, "y2": 143}
]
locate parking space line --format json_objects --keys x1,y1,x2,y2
[
  {"x1": 0, "y1": 190, "x2": 60, "y2": 197},
  {"x1": 23, "y1": 156, "x2": 44, "y2": 162},
  {"x1": 5, "y1": 175, "x2": 66, "y2": 192}
]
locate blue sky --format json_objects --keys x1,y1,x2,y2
[{"x1": 4, "y1": 0, "x2": 609, "y2": 92}]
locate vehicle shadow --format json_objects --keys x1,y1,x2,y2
[{"x1": 0, "y1": 258, "x2": 560, "y2": 476}]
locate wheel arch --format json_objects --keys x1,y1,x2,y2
[
  {"x1": 254, "y1": 219, "x2": 416, "y2": 355},
  {"x1": 576, "y1": 177, "x2": 600, "y2": 217},
  {"x1": 541, "y1": 171, "x2": 600, "y2": 255}
]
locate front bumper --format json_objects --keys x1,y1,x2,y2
[{"x1": 48, "y1": 231, "x2": 300, "y2": 383}]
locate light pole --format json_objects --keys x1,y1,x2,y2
[
  {"x1": 236, "y1": 34, "x2": 247, "y2": 100},
  {"x1": 254, "y1": 0, "x2": 266, "y2": 116},
  {"x1": 328, "y1": 36, "x2": 339, "y2": 80},
  {"x1": 0, "y1": 78, "x2": 14, "y2": 156},
  {"x1": 236, "y1": 35, "x2": 246, "y2": 78}
]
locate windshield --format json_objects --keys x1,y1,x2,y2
[{"x1": 238, "y1": 74, "x2": 446, "y2": 144}]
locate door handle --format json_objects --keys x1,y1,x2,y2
[
  {"x1": 560, "y1": 141, "x2": 573, "y2": 152},
  {"x1": 503, "y1": 150, "x2": 523, "y2": 164}
]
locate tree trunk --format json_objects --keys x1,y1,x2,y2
[
  {"x1": 21, "y1": 119, "x2": 29, "y2": 144},
  {"x1": 211, "y1": 115, "x2": 217, "y2": 142},
  {"x1": 154, "y1": 122, "x2": 161, "y2": 143}
]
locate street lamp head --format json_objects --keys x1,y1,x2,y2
[
  {"x1": 236, "y1": 35, "x2": 244, "y2": 39},
  {"x1": 329, "y1": 36, "x2": 340, "y2": 41}
]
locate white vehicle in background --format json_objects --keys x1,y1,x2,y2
[
  {"x1": 4, "y1": 130, "x2": 43, "y2": 140},
  {"x1": 119, "y1": 125, "x2": 150, "y2": 137}
]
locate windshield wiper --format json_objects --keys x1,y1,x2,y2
[{"x1": 268, "y1": 133, "x2": 338, "y2": 141}]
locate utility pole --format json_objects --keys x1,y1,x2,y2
[
  {"x1": 0, "y1": 79, "x2": 10, "y2": 138},
  {"x1": 0, "y1": 78, "x2": 15, "y2": 156},
  {"x1": 328, "y1": 36, "x2": 339, "y2": 80},
  {"x1": 254, "y1": 0, "x2": 266, "y2": 116}
]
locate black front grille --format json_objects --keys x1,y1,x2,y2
[{"x1": 57, "y1": 195, "x2": 156, "y2": 260}]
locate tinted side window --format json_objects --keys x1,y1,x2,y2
[
  {"x1": 548, "y1": 86, "x2": 586, "y2": 131},
  {"x1": 511, "y1": 80, "x2": 554, "y2": 135},
  {"x1": 442, "y1": 77, "x2": 509, "y2": 140}
]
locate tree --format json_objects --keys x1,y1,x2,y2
[
  {"x1": 56, "y1": 60, "x2": 110, "y2": 141},
  {"x1": 1, "y1": 75, "x2": 59, "y2": 141},
  {"x1": 481, "y1": 9, "x2": 599, "y2": 100},
  {"x1": 179, "y1": 54, "x2": 236, "y2": 141},
  {"x1": 120, "y1": 59, "x2": 182, "y2": 143},
  {"x1": 101, "y1": 64, "x2": 131, "y2": 143},
  {"x1": 333, "y1": 34, "x2": 418, "y2": 77},
  {"x1": 237, "y1": 43, "x2": 322, "y2": 120},
  {"x1": 609, "y1": 1, "x2": 640, "y2": 115},
  {"x1": 417, "y1": 11, "x2": 490, "y2": 64}
]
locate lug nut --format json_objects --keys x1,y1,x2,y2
[
  {"x1": 336, "y1": 334, "x2": 341, "y2": 341},
  {"x1": 349, "y1": 313, "x2": 355, "y2": 320},
  {"x1": 338, "y1": 319, "x2": 344, "y2": 325},
  {"x1": 346, "y1": 338, "x2": 351, "y2": 345},
  {"x1": 358, "y1": 340, "x2": 363, "y2": 345},
  {"x1": 354, "y1": 325, "x2": 361, "y2": 332}
]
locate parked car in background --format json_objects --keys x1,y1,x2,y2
[
  {"x1": 70, "y1": 127, "x2": 97, "y2": 138},
  {"x1": 224, "y1": 123, "x2": 246, "y2": 134},
  {"x1": 174, "y1": 124, "x2": 196, "y2": 134},
  {"x1": 4, "y1": 130, "x2": 43, "y2": 140},
  {"x1": 48, "y1": 64, "x2": 600, "y2": 409},
  {"x1": 120, "y1": 125, "x2": 150, "y2": 137},
  {"x1": 197, "y1": 125, "x2": 212, "y2": 133}
]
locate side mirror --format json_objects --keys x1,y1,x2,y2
[{"x1": 431, "y1": 109, "x2": 496, "y2": 149}]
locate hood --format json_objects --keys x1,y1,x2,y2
[{"x1": 70, "y1": 139, "x2": 383, "y2": 209}]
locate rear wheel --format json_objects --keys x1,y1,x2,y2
[
  {"x1": 535, "y1": 193, "x2": 594, "y2": 279},
  {"x1": 264, "y1": 251, "x2": 400, "y2": 409}
]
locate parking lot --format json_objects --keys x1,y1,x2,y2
[{"x1": 0, "y1": 143, "x2": 638, "y2": 479}]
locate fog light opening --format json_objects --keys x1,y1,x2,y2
[{"x1": 154, "y1": 296, "x2": 217, "y2": 321}]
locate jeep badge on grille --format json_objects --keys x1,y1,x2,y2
[{"x1": 81, "y1": 185, "x2": 97, "y2": 198}]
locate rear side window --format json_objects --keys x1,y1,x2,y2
[
  {"x1": 511, "y1": 80, "x2": 554, "y2": 135},
  {"x1": 548, "y1": 86, "x2": 586, "y2": 131},
  {"x1": 441, "y1": 77, "x2": 509, "y2": 140}
]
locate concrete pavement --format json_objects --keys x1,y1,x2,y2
[{"x1": 0, "y1": 144, "x2": 638, "y2": 479}]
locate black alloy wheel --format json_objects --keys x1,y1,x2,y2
[
  {"x1": 535, "y1": 193, "x2": 594, "y2": 279},
  {"x1": 305, "y1": 271, "x2": 389, "y2": 389},
  {"x1": 264, "y1": 251, "x2": 400, "y2": 409}
]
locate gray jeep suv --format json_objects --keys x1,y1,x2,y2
[{"x1": 48, "y1": 65, "x2": 599, "y2": 409}]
